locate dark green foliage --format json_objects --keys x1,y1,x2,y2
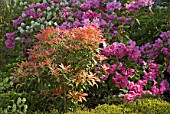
[
  {"x1": 129, "y1": 6, "x2": 170, "y2": 46},
  {"x1": 0, "y1": 91, "x2": 27, "y2": 114}
]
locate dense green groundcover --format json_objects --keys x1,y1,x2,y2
[{"x1": 33, "y1": 98, "x2": 170, "y2": 114}]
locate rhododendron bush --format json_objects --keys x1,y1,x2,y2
[
  {"x1": 4, "y1": 0, "x2": 170, "y2": 111},
  {"x1": 5, "y1": 0, "x2": 154, "y2": 50},
  {"x1": 97, "y1": 36, "x2": 170, "y2": 102}
]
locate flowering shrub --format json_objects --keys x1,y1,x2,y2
[
  {"x1": 12, "y1": 26, "x2": 103, "y2": 111},
  {"x1": 5, "y1": 0, "x2": 155, "y2": 51},
  {"x1": 96, "y1": 31, "x2": 170, "y2": 102}
]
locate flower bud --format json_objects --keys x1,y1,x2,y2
[
  {"x1": 37, "y1": 8, "x2": 41, "y2": 12},
  {"x1": 20, "y1": 29, "x2": 25, "y2": 34},
  {"x1": 41, "y1": 25, "x2": 45, "y2": 29},
  {"x1": 26, "y1": 26, "x2": 30, "y2": 30},
  {"x1": 47, "y1": 7, "x2": 51, "y2": 11},
  {"x1": 21, "y1": 23, "x2": 25, "y2": 27},
  {"x1": 24, "y1": 2, "x2": 27, "y2": 5},
  {"x1": 22, "y1": 13, "x2": 26, "y2": 18},
  {"x1": 31, "y1": 21, "x2": 34, "y2": 24},
  {"x1": 19, "y1": 2, "x2": 24, "y2": 6},
  {"x1": 15, "y1": 37, "x2": 21, "y2": 40},
  {"x1": 17, "y1": 27, "x2": 22, "y2": 30}
]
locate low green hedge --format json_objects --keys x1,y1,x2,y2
[{"x1": 67, "y1": 98, "x2": 170, "y2": 114}]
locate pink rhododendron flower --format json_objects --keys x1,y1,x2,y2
[
  {"x1": 12, "y1": 16, "x2": 24, "y2": 27},
  {"x1": 5, "y1": 39, "x2": 16, "y2": 49},
  {"x1": 28, "y1": 3, "x2": 37, "y2": 9},
  {"x1": 138, "y1": 0, "x2": 154, "y2": 6},
  {"x1": 80, "y1": 2, "x2": 92, "y2": 9},
  {"x1": 127, "y1": 40, "x2": 141, "y2": 61},
  {"x1": 107, "y1": 64, "x2": 117, "y2": 74},
  {"x1": 89, "y1": 0, "x2": 100, "y2": 8},
  {"x1": 159, "y1": 79, "x2": 169, "y2": 94},
  {"x1": 151, "y1": 85, "x2": 160, "y2": 95},
  {"x1": 137, "y1": 80, "x2": 148, "y2": 86},
  {"x1": 126, "y1": 1, "x2": 140, "y2": 12},
  {"x1": 73, "y1": 19, "x2": 82, "y2": 27},
  {"x1": 6, "y1": 32, "x2": 16, "y2": 40},
  {"x1": 106, "y1": 2, "x2": 122, "y2": 12},
  {"x1": 121, "y1": 91, "x2": 136, "y2": 102}
]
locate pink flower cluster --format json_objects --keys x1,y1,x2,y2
[
  {"x1": 111, "y1": 63, "x2": 135, "y2": 88},
  {"x1": 126, "y1": 0, "x2": 154, "y2": 12},
  {"x1": 106, "y1": 2, "x2": 122, "y2": 12},
  {"x1": 28, "y1": 3, "x2": 48, "y2": 10},
  {"x1": 5, "y1": 32, "x2": 16, "y2": 48},
  {"x1": 22, "y1": 10, "x2": 44, "y2": 19},
  {"x1": 150, "y1": 79, "x2": 170, "y2": 95},
  {"x1": 102, "y1": 40, "x2": 141, "y2": 61},
  {"x1": 141, "y1": 30, "x2": 170, "y2": 59},
  {"x1": 160, "y1": 30, "x2": 170, "y2": 40},
  {"x1": 120, "y1": 78, "x2": 169, "y2": 102},
  {"x1": 80, "y1": 0, "x2": 100, "y2": 9},
  {"x1": 143, "y1": 62, "x2": 160, "y2": 80},
  {"x1": 12, "y1": 16, "x2": 24, "y2": 28},
  {"x1": 121, "y1": 80, "x2": 148, "y2": 102}
]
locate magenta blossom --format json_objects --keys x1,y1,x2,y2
[
  {"x1": 5, "y1": 39, "x2": 16, "y2": 49},
  {"x1": 106, "y1": 2, "x2": 122, "y2": 12},
  {"x1": 12, "y1": 16, "x2": 24, "y2": 28},
  {"x1": 138, "y1": 0, "x2": 154, "y2": 6},
  {"x1": 6, "y1": 32, "x2": 16, "y2": 40},
  {"x1": 126, "y1": 1, "x2": 140, "y2": 12}
]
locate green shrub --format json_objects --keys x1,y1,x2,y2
[
  {"x1": 66, "y1": 98, "x2": 170, "y2": 114},
  {"x1": 129, "y1": 6, "x2": 170, "y2": 46},
  {"x1": 12, "y1": 26, "x2": 103, "y2": 112},
  {"x1": 121, "y1": 98, "x2": 170, "y2": 114},
  {"x1": 33, "y1": 109, "x2": 59, "y2": 114},
  {"x1": 0, "y1": 91, "x2": 27, "y2": 114},
  {"x1": 92, "y1": 104, "x2": 123, "y2": 114}
]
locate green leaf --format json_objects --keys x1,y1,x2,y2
[
  {"x1": 119, "y1": 89, "x2": 128, "y2": 94},
  {"x1": 12, "y1": 104, "x2": 17, "y2": 112},
  {"x1": 22, "y1": 98, "x2": 26, "y2": 103},
  {"x1": 9, "y1": 81, "x2": 13, "y2": 86},
  {"x1": 4, "y1": 77, "x2": 9, "y2": 83},
  {"x1": 118, "y1": 25, "x2": 124, "y2": 29},
  {"x1": 135, "y1": 19, "x2": 140, "y2": 25},
  {"x1": 124, "y1": 25, "x2": 130, "y2": 29},
  {"x1": 160, "y1": 74, "x2": 164, "y2": 78},
  {"x1": 17, "y1": 97, "x2": 22, "y2": 105}
]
